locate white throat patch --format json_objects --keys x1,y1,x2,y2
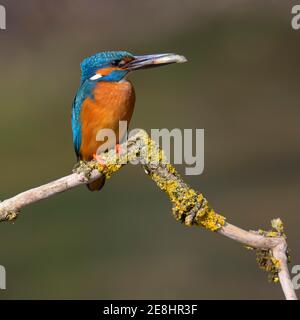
[{"x1": 90, "y1": 73, "x2": 103, "y2": 81}]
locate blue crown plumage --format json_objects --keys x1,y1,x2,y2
[{"x1": 80, "y1": 51, "x2": 133, "y2": 83}]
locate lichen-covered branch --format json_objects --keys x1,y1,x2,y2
[{"x1": 0, "y1": 129, "x2": 297, "y2": 300}]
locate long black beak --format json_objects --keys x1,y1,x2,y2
[{"x1": 124, "y1": 53, "x2": 187, "y2": 71}]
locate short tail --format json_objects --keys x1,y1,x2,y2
[{"x1": 87, "y1": 176, "x2": 106, "y2": 192}]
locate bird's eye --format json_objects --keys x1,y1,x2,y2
[
  {"x1": 111, "y1": 59, "x2": 127, "y2": 67},
  {"x1": 111, "y1": 60, "x2": 121, "y2": 67}
]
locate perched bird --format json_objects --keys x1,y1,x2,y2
[{"x1": 72, "y1": 51, "x2": 187, "y2": 191}]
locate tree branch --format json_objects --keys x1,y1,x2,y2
[{"x1": 0, "y1": 130, "x2": 297, "y2": 300}]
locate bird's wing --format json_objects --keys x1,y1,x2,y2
[{"x1": 71, "y1": 80, "x2": 96, "y2": 158}]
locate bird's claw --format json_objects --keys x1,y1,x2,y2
[
  {"x1": 115, "y1": 144, "x2": 122, "y2": 154},
  {"x1": 93, "y1": 153, "x2": 107, "y2": 167}
]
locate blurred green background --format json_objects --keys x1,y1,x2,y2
[{"x1": 0, "y1": 0, "x2": 299, "y2": 299}]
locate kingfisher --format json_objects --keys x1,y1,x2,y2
[{"x1": 72, "y1": 51, "x2": 187, "y2": 191}]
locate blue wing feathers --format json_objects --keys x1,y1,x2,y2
[{"x1": 71, "y1": 80, "x2": 96, "y2": 158}]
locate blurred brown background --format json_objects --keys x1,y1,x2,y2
[{"x1": 0, "y1": 0, "x2": 299, "y2": 299}]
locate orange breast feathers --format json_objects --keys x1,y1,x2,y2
[{"x1": 79, "y1": 81, "x2": 135, "y2": 161}]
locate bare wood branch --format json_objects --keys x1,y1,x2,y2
[
  {"x1": 0, "y1": 171, "x2": 103, "y2": 221},
  {"x1": 0, "y1": 129, "x2": 297, "y2": 300},
  {"x1": 218, "y1": 224, "x2": 297, "y2": 300}
]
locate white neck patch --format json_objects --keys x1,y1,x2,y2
[{"x1": 90, "y1": 73, "x2": 103, "y2": 81}]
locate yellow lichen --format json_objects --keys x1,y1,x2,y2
[
  {"x1": 255, "y1": 219, "x2": 287, "y2": 283},
  {"x1": 74, "y1": 132, "x2": 289, "y2": 284},
  {"x1": 97, "y1": 157, "x2": 123, "y2": 179},
  {"x1": 256, "y1": 249, "x2": 281, "y2": 283},
  {"x1": 166, "y1": 163, "x2": 176, "y2": 175},
  {"x1": 266, "y1": 231, "x2": 279, "y2": 237},
  {"x1": 6, "y1": 210, "x2": 18, "y2": 221},
  {"x1": 271, "y1": 218, "x2": 284, "y2": 234},
  {"x1": 150, "y1": 161, "x2": 225, "y2": 231},
  {"x1": 76, "y1": 132, "x2": 226, "y2": 232},
  {"x1": 196, "y1": 207, "x2": 225, "y2": 231},
  {"x1": 138, "y1": 134, "x2": 225, "y2": 231}
]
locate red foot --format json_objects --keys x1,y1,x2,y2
[
  {"x1": 93, "y1": 153, "x2": 106, "y2": 166},
  {"x1": 115, "y1": 144, "x2": 122, "y2": 154}
]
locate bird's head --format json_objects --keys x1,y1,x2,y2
[{"x1": 80, "y1": 51, "x2": 187, "y2": 84}]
